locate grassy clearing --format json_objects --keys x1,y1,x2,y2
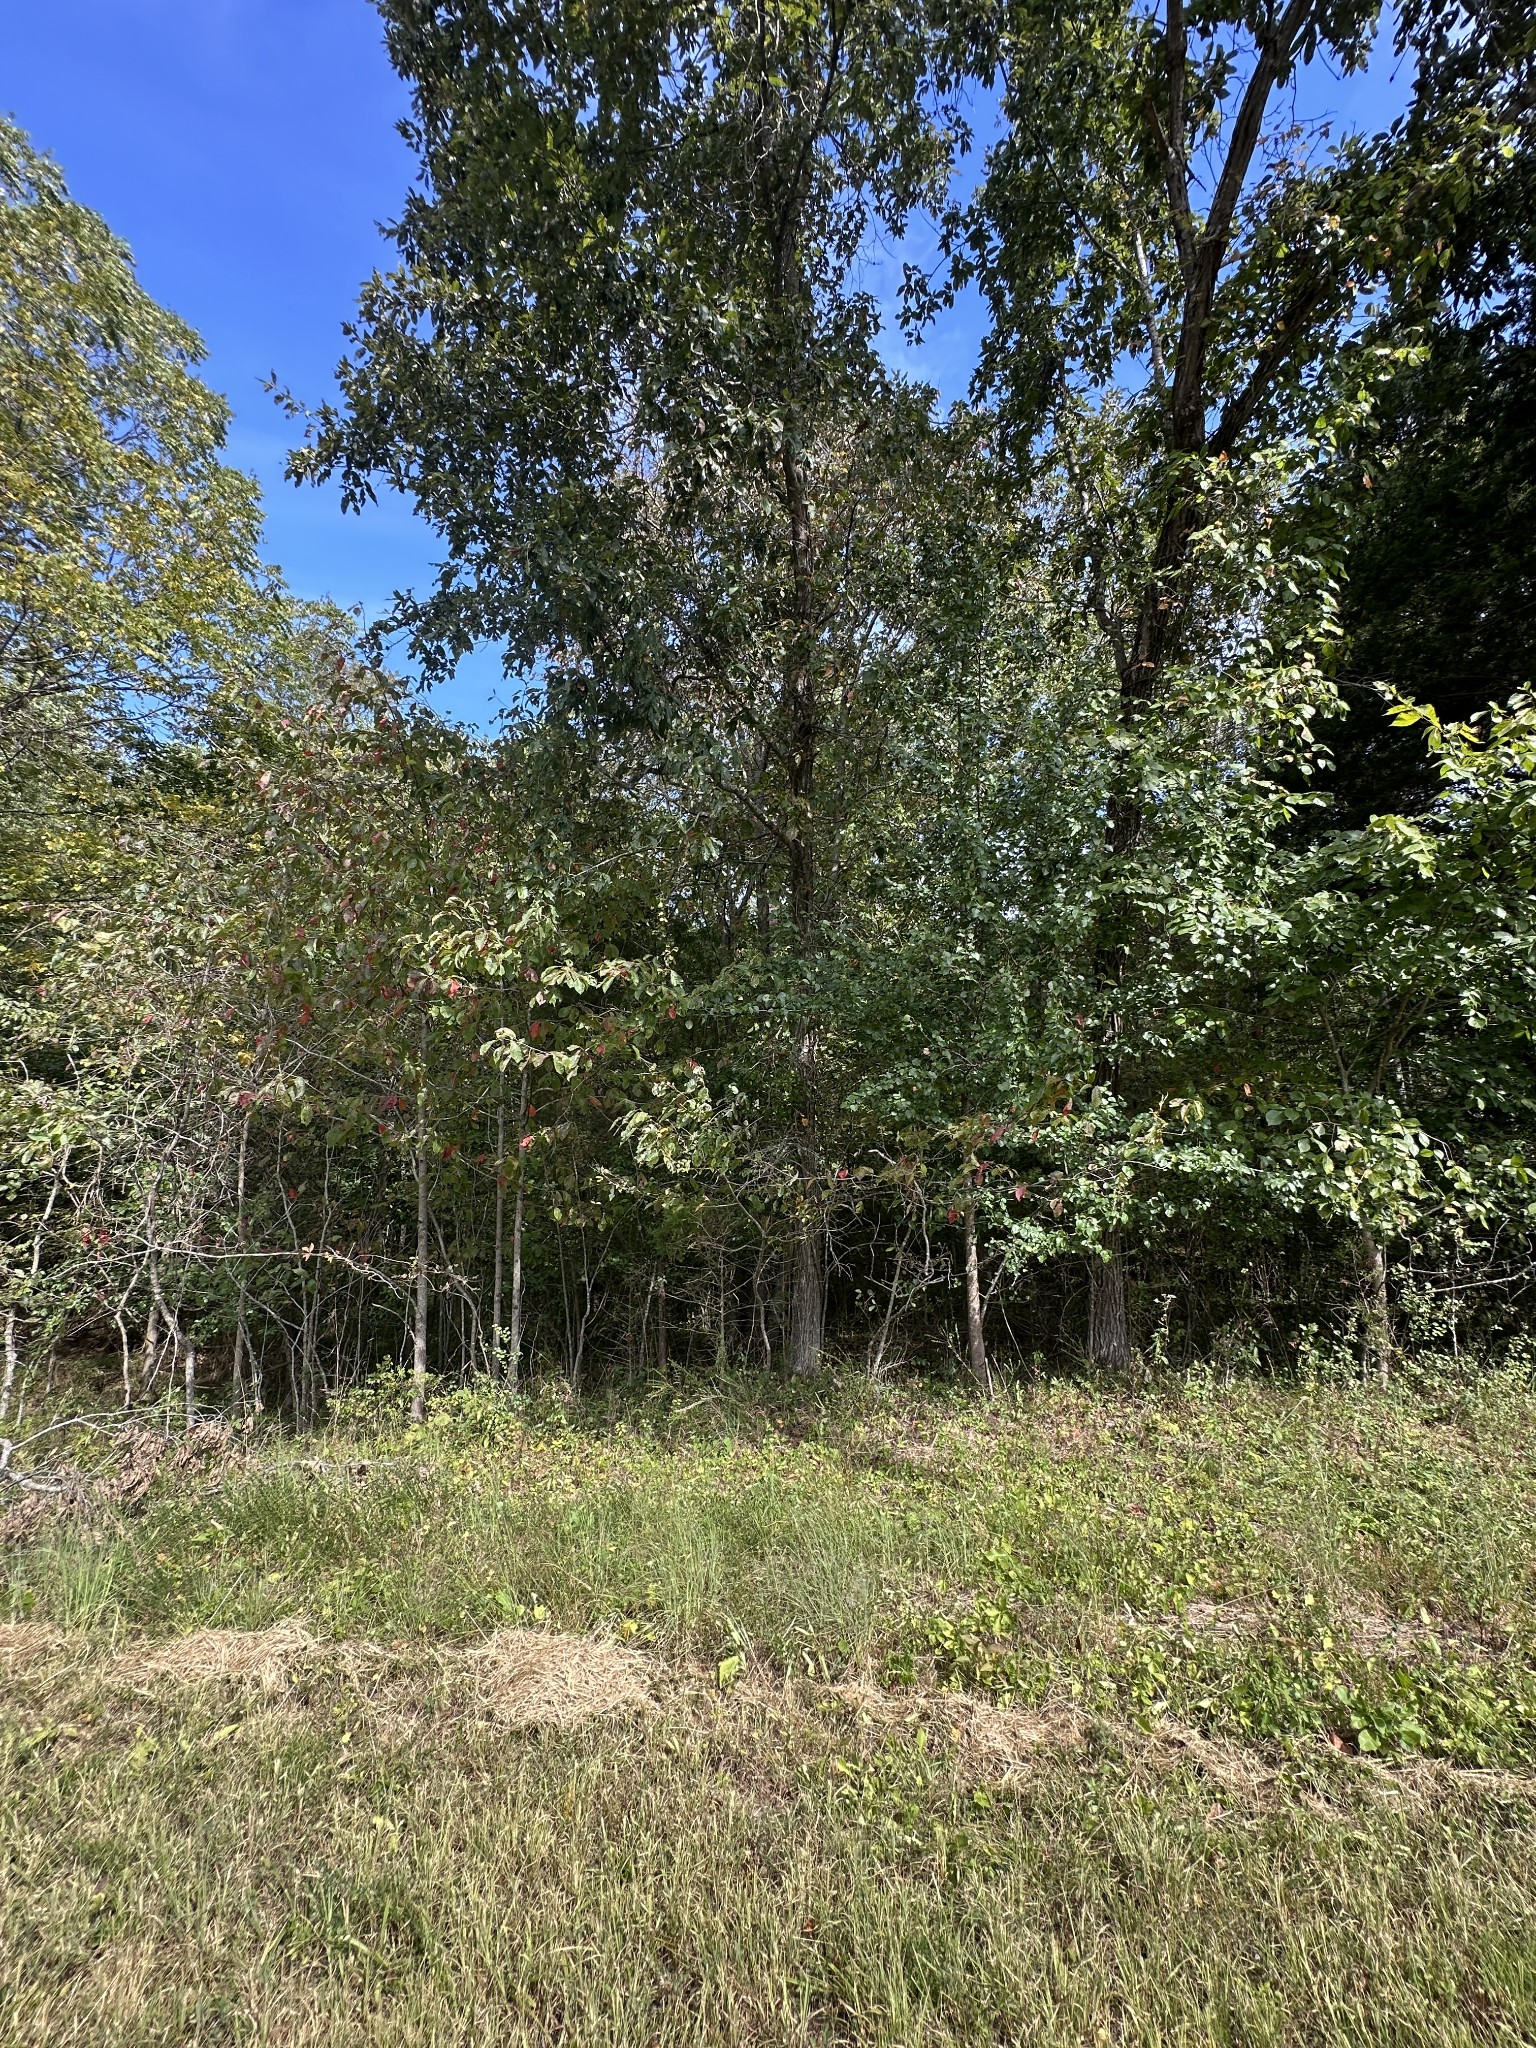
[
  {"x1": 4, "y1": 1368, "x2": 1536, "y2": 2042},
  {"x1": 10, "y1": 1369, "x2": 1536, "y2": 1762}
]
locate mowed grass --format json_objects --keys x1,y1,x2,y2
[{"x1": 5, "y1": 1366, "x2": 1536, "y2": 2043}]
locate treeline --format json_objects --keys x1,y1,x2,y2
[{"x1": 2, "y1": 0, "x2": 1534, "y2": 1424}]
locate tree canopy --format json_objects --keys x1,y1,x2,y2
[{"x1": 2, "y1": 0, "x2": 1534, "y2": 1427}]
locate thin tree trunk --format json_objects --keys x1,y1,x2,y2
[
  {"x1": 782, "y1": 420, "x2": 823, "y2": 1379},
  {"x1": 141, "y1": 1297, "x2": 160, "y2": 1396},
  {"x1": 508, "y1": 1066, "x2": 529, "y2": 1389},
  {"x1": 234, "y1": 1113, "x2": 255, "y2": 1414},
  {"x1": 869, "y1": 1235, "x2": 906, "y2": 1379},
  {"x1": 570, "y1": 1228, "x2": 601, "y2": 1395},
  {"x1": 492, "y1": 1100, "x2": 506, "y2": 1362},
  {"x1": 0, "y1": 1308, "x2": 17, "y2": 1426},
  {"x1": 410, "y1": 1134, "x2": 431, "y2": 1425},
  {"x1": 1088, "y1": 1236, "x2": 1132, "y2": 1374},
  {"x1": 3, "y1": 1145, "x2": 70, "y2": 1426},
  {"x1": 788, "y1": 1219, "x2": 823, "y2": 1377},
  {"x1": 287, "y1": 1317, "x2": 301, "y2": 1421},
  {"x1": 1360, "y1": 1225, "x2": 1392, "y2": 1387},
  {"x1": 752, "y1": 1251, "x2": 772, "y2": 1373},
  {"x1": 964, "y1": 1205, "x2": 992, "y2": 1394},
  {"x1": 116, "y1": 1310, "x2": 133, "y2": 1410},
  {"x1": 183, "y1": 1344, "x2": 197, "y2": 1432},
  {"x1": 655, "y1": 1274, "x2": 668, "y2": 1376},
  {"x1": 301, "y1": 1294, "x2": 319, "y2": 1426},
  {"x1": 147, "y1": 1255, "x2": 184, "y2": 1413}
]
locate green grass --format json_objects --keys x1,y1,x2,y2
[
  {"x1": 10, "y1": 1370, "x2": 1536, "y2": 1761},
  {"x1": 5, "y1": 1366, "x2": 1536, "y2": 2042}
]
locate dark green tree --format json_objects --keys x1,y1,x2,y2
[
  {"x1": 290, "y1": 0, "x2": 958, "y2": 1372},
  {"x1": 947, "y1": 0, "x2": 1511, "y2": 1364}
]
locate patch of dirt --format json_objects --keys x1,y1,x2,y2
[
  {"x1": 0, "y1": 1620, "x2": 67, "y2": 1667},
  {"x1": 120, "y1": 1617, "x2": 319, "y2": 1689},
  {"x1": 464, "y1": 1628, "x2": 652, "y2": 1727}
]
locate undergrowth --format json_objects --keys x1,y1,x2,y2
[{"x1": 7, "y1": 1365, "x2": 1536, "y2": 1766}]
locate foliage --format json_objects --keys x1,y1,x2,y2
[
  {"x1": 3, "y1": 0, "x2": 1535, "y2": 1418},
  {"x1": 0, "y1": 117, "x2": 278, "y2": 747}
]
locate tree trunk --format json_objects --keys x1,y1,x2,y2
[
  {"x1": 1088, "y1": 1238, "x2": 1132, "y2": 1374},
  {"x1": 655, "y1": 1274, "x2": 668, "y2": 1376},
  {"x1": 869, "y1": 1236, "x2": 906, "y2": 1380},
  {"x1": 141, "y1": 1297, "x2": 160, "y2": 1396},
  {"x1": 3, "y1": 1147, "x2": 70, "y2": 1427},
  {"x1": 508, "y1": 1066, "x2": 529, "y2": 1389},
  {"x1": 116, "y1": 1310, "x2": 133, "y2": 1411},
  {"x1": 963, "y1": 1205, "x2": 992, "y2": 1394},
  {"x1": 1359, "y1": 1225, "x2": 1392, "y2": 1387},
  {"x1": 410, "y1": 1137, "x2": 431, "y2": 1424},
  {"x1": 0, "y1": 1308, "x2": 17, "y2": 1426},
  {"x1": 751, "y1": 1253, "x2": 773, "y2": 1373},
  {"x1": 148, "y1": 1255, "x2": 184, "y2": 1412},
  {"x1": 183, "y1": 1344, "x2": 197, "y2": 1432},
  {"x1": 782, "y1": 428, "x2": 824, "y2": 1379},
  {"x1": 234, "y1": 1113, "x2": 256, "y2": 1415},
  {"x1": 1080, "y1": 22, "x2": 1305, "y2": 1320},
  {"x1": 788, "y1": 1214, "x2": 824, "y2": 1378},
  {"x1": 492, "y1": 1098, "x2": 506, "y2": 1364}
]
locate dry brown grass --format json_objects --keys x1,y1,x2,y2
[
  {"x1": 5, "y1": 1646, "x2": 1532, "y2": 2048},
  {"x1": 463, "y1": 1626, "x2": 653, "y2": 1725},
  {"x1": 0, "y1": 1620, "x2": 66, "y2": 1667},
  {"x1": 955, "y1": 1698, "x2": 1088, "y2": 1771},
  {"x1": 120, "y1": 1615, "x2": 320, "y2": 1688},
  {"x1": 9, "y1": 1611, "x2": 1531, "y2": 1822},
  {"x1": 1170, "y1": 1594, "x2": 1503, "y2": 1662},
  {"x1": 1145, "y1": 1716, "x2": 1283, "y2": 1799},
  {"x1": 12, "y1": 1616, "x2": 649, "y2": 1728},
  {"x1": 828, "y1": 1674, "x2": 1089, "y2": 1774}
]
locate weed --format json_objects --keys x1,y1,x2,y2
[{"x1": 7, "y1": 1374, "x2": 1536, "y2": 2040}]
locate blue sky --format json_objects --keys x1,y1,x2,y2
[{"x1": 4, "y1": 1, "x2": 1411, "y2": 725}]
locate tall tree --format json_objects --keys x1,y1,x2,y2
[
  {"x1": 1, "y1": 116, "x2": 290, "y2": 1413},
  {"x1": 950, "y1": 0, "x2": 1495, "y2": 1363},
  {"x1": 0, "y1": 118, "x2": 276, "y2": 751},
  {"x1": 291, "y1": 0, "x2": 955, "y2": 1371}
]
